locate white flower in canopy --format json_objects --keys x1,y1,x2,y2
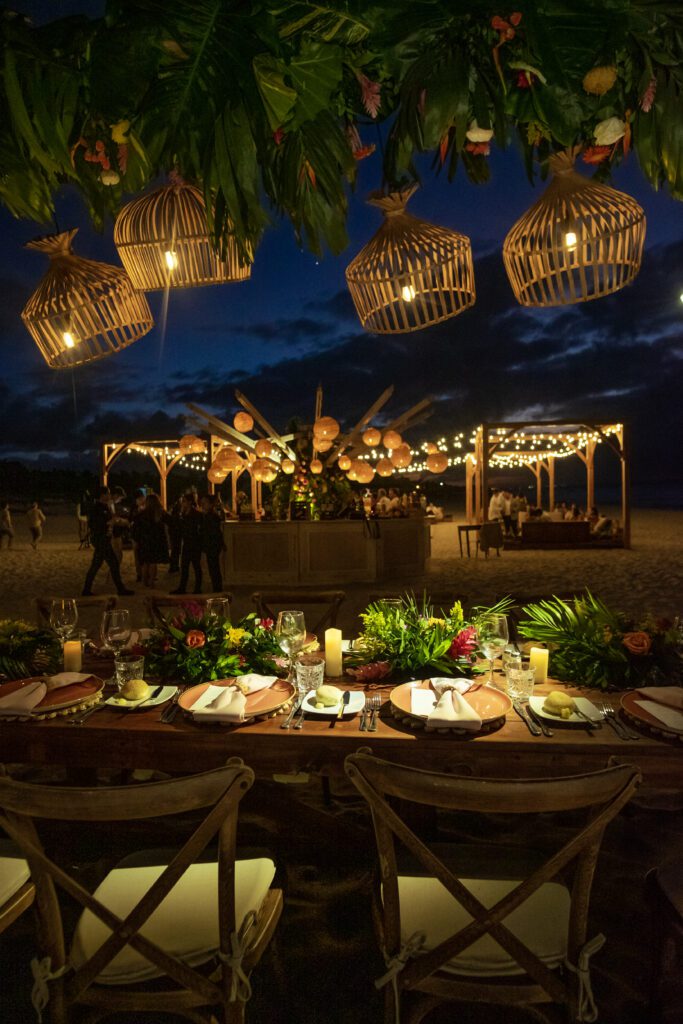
[
  {"x1": 594, "y1": 117, "x2": 625, "y2": 147},
  {"x1": 466, "y1": 120, "x2": 494, "y2": 143}
]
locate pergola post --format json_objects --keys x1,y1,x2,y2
[
  {"x1": 535, "y1": 458, "x2": 543, "y2": 507},
  {"x1": 547, "y1": 456, "x2": 555, "y2": 510},
  {"x1": 619, "y1": 424, "x2": 631, "y2": 549},
  {"x1": 465, "y1": 456, "x2": 474, "y2": 523},
  {"x1": 231, "y1": 470, "x2": 237, "y2": 514},
  {"x1": 481, "y1": 424, "x2": 489, "y2": 521},
  {"x1": 586, "y1": 438, "x2": 596, "y2": 512}
]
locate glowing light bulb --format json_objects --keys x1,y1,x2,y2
[
  {"x1": 679, "y1": 292, "x2": 683, "y2": 304},
  {"x1": 165, "y1": 250, "x2": 179, "y2": 271},
  {"x1": 401, "y1": 283, "x2": 416, "y2": 302},
  {"x1": 564, "y1": 231, "x2": 577, "y2": 251},
  {"x1": 63, "y1": 331, "x2": 75, "y2": 349}
]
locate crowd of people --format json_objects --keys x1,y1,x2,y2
[
  {"x1": 487, "y1": 488, "x2": 612, "y2": 537},
  {"x1": 80, "y1": 485, "x2": 227, "y2": 597},
  {"x1": 0, "y1": 499, "x2": 47, "y2": 550}
]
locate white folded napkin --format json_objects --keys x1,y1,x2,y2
[
  {"x1": 45, "y1": 672, "x2": 93, "y2": 691},
  {"x1": 0, "y1": 679, "x2": 46, "y2": 717},
  {"x1": 635, "y1": 700, "x2": 683, "y2": 734},
  {"x1": 411, "y1": 678, "x2": 481, "y2": 730},
  {"x1": 192, "y1": 676, "x2": 277, "y2": 723},
  {"x1": 636, "y1": 686, "x2": 683, "y2": 711}
]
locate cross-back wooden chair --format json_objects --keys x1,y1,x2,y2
[
  {"x1": 0, "y1": 837, "x2": 35, "y2": 935},
  {"x1": 345, "y1": 752, "x2": 642, "y2": 1024},
  {"x1": 251, "y1": 591, "x2": 345, "y2": 637},
  {"x1": 145, "y1": 594, "x2": 233, "y2": 628},
  {"x1": 0, "y1": 761, "x2": 282, "y2": 1024},
  {"x1": 35, "y1": 596, "x2": 117, "y2": 634}
]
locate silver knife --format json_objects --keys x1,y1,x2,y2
[
  {"x1": 337, "y1": 690, "x2": 351, "y2": 719},
  {"x1": 280, "y1": 697, "x2": 302, "y2": 730},
  {"x1": 525, "y1": 702, "x2": 553, "y2": 737},
  {"x1": 574, "y1": 706, "x2": 600, "y2": 730},
  {"x1": 513, "y1": 701, "x2": 542, "y2": 736},
  {"x1": 140, "y1": 685, "x2": 163, "y2": 707}
]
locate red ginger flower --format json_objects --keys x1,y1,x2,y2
[
  {"x1": 465, "y1": 141, "x2": 490, "y2": 156},
  {"x1": 582, "y1": 145, "x2": 611, "y2": 165},
  {"x1": 449, "y1": 626, "x2": 478, "y2": 660},
  {"x1": 640, "y1": 77, "x2": 657, "y2": 113}
]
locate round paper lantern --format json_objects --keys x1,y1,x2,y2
[
  {"x1": 426, "y1": 453, "x2": 449, "y2": 474},
  {"x1": 281, "y1": 459, "x2": 295, "y2": 475},
  {"x1": 314, "y1": 438, "x2": 334, "y2": 453},
  {"x1": 310, "y1": 459, "x2": 323, "y2": 475},
  {"x1": 377, "y1": 458, "x2": 394, "y2": 478},
  {"x1": 214, "y1": 445, "x2": 238, "y2": 468},
  {"x1": 313, "y1": 416, "x2": 340, "y2": 441},
  {"x1": 234, "y1": 411, "x2": 254, "y2": 433},
  {"x1": 261, "y1": 463, "x2": 278, "y2": 484},
  {"x1": 383, "y1": 430, "x2": 402, "y2": 450},
  {"x1": 356, "y1": 462, "x2": 375, "y2": 484},
  {"x1": 347, "y1": 460, "x2": 361, "y2": 481},
  {"x1": 114, "y1": 180, "x2": 251, "y2": 291},
  {"x1": 338, "y1": 455, "x2": 352, "y2": 471},
  {"x1": 250, "y1": 458, "x2": 268, "y2": 481},
  {"x1": 21, "y1": 230, "x2": 153, "y2": 370},
  {"x1": 179, "y1": 434, "x2": 206, "y2": 455},
  {"x1": 255, "y1": 439, "x2": 273, "y2": 459},
  {"x1": 425, "y1": 442, "x2": 438, "y2": 455},
  {"x1": 207, "y1": 465, "x2": 228, "y2": 484},
  {"x1": 503, "y1": 148, "x2": 646, "y2": 307},
  {"x1": 390, "y1": 444, "x2": 412, "y2": 469},
  {"x1": 345, "y1": 186, "x2": 475, "y2": 334},
  {"x1": 362, "y1": 427, "x2": 382, "y2": 447}
]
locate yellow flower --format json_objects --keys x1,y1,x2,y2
[
  {"x1": 226, "y1": 627, "x2": 247, "y2": 648},
  {"x1": 583, "y1": 66, "x2": 617, "y2": 96},
  {"x1": 111, "y1": 120, "x2": 130, "y2": 144},
  {"x1": 427, "y1": 617, "x2": 445, "y2": 628}
]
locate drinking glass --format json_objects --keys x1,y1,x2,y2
[
  {"x1": 49, "y1": 599, "x2": 78, "y2": 642},
  {"x1": 505, "y1": 666, "x2": 536, "y2": 701},
  {"x1": 114, "y1": 654, "x2": 145, "y2": 693},
  {"x1": 205, "y1": 598, "x2": 231, "y2": 624},
  {"x1": 276, "y1": 610, "x2": 306, "y2": 681},
  {"x1": 101, "y1": 609, "x2": 132, "y2": 656},
  {"x1": 295, "y1": 653, "x2": 325, "y2": 698},
  {"x1": 479, "y1": 614, "x2": 509, "y2": 685}
]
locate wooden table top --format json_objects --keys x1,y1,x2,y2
[{"x1": 1, "y1": 668, "x2": 680, "y2": 786}]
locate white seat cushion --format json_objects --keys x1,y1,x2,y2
[
  {"x1": 71, "y1": 857, "x2": 275, "y2": 984},
  {"x1": 397, "y1": 875, "x2": 571, "y2": 976},
  {"x1": 0, "y1": 846, "x2": 31, "y2": 906}
]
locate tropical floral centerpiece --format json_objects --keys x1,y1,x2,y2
[
  {"x1": 517, "y1": 592, "x2": 682, "y2": 691},
  {"x1": 143, "y1": 604, "x2": 283, "y2": 686},
  {"x1": 346, "y1": 595, "x2": 513, "y2": 681},
  {"x1": 0, "y1": 619, "x2": 61, "y2": 681}
]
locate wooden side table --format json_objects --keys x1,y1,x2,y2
[{"x1": 458, "y1": 524, "x2": 480, "y2": 558}]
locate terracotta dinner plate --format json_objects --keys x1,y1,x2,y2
[
  {"x1": 620, "y1": 690, "x2": 683, "y2": 738},
  {"x1": 179, "y1": 678, "x2": 295, "y2": 719},
  {"x1": 0, "y1": 675, "x2": 104, "y2": 713},
  {"x1": 390, "y1": 680, "x2": 511, "y2": 725}
]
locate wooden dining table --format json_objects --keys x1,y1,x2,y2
[{"x1": 1, "y1": 666, "x2": 680, "y2": 788}]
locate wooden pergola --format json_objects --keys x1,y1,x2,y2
[
  {"x1": 465, "y1": 421, "x2": 630, "y2": 547},
  {"x1": 101, "y1": 440, "x2": 206, "y2": 508}
]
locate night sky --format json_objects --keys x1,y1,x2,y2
[{"x1": 2, "y1": 2, "x2": 682, "y2": 501}]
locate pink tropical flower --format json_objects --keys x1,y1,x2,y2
[
  {"x1": 260, "y1": 618, "x2": 274, "y2": 631},
  {"x1": 273, "y1": 127, "x2": 284, "y2": 146},
  {"x1": 640, "y1": 77, "x2": 656, "y2": 113},
  {"x1": 449, "y1": 626, "x2": 478, "y2": 660},
  {"x1": 356, "y1": 71, "x2": 381, "y2": 118},
  {"x1": 346, "y1": 661, "x2": 391, "y2": 681}
]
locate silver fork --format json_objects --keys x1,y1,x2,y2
[
  {"x1": 359, "y1": 695, "x2": 373, "y2": 731},
  {"x1": 598, "y1": 701, "x2": 640, "y2": 740},
  {"x1": 368, "y1": 694, "x2": 382, "y2": 732}
]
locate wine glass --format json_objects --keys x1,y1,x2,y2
[
  {"x1": 101, "y1": 608, "x2": 132, "y2": 657},
  {"x1": 205, "y1": 598, "x2": 231, "y2": 624},
  {"x1": 276, "y1": 610, "x2": 306, "y2": 682},
  {"x1": 49, "y1": 599, "x2": 78, "y2": 642},
  {"x1": 479, "y1": 614, "x2": 509, "y2": 685}
]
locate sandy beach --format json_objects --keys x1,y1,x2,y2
[{"x1": 1, "y1": 507, "x2": 681, "y2": 629}]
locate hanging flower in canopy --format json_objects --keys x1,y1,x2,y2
[
  {"x1": 110, "y1": 120, "x2": 130, "y2": 145},
  {"x1": 583, "y1": 65, "x2": 617, "y2": 96},
  {"x1": 594, "y1": 116, "x2": 626, "y2": 146},
  {"x1": 465, "y1": 141, "x2": 490, "y2": 156},
  {"x1": 466, "y1": 121, "x2": 494, "y2": 143},
  {"x1": 346, "y1": 123, "x2": 376, "y2": 161},
  {"x1": 100, "y1": 168, "x2": 120, "y2": 186},
  {"x1": 491, "y1": 12, "x2": 522, "y2": 82},
  {"x1": 582, "y1": 145, "x2": 612, "y2": 164},
  {"x1": 640, "y1": 77, "x2": 657, "y2": 112},
  {"x1": 355, "y1": 71, "x2": 381, "y2": 118}
]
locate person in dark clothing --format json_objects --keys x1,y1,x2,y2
[
  {"x1": 167, "y1": 496, "x2": 182, "y2": 573},
  {"x1": 170, "y1": 493, "x2": 203, "y2": 594},
  {"x1": 129, "y1": 489, "x2": 147, "y2": 582},
  {"x1": 136, "y1": 492, "x2": 170, "y2": 587},
  {"x1": 200, "y1": 494, "x2": 225, "y2": 592},
  {"x1": 82, "y1": 487, "x2": 134, "y2": 596}
]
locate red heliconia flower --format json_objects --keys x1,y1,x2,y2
[
  {"x1": 516, "y1": 70, "x2": 536, "y2": 88},
  {"x1": 640, "y1": 76, "x2": 657, "y2": 113},
  {"x1": 582, "y1": 145, "x2": 611, "y2": 164},
  {"x1": 273, "y1": 127, "x2": 284, "y2": 146},
  {"x1": 449, "y1": 626, "x2": 478, "y2": 660},
  {"x1": 117, "y1": 143, "x2": 128, "y2": 174},
  {"x1": 465, "y1": 141, "x2": 490, "y2": 156},
  {"x1": 355, "y1": 71, "x2": 381, "y2": 119}
]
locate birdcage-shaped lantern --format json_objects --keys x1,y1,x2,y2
[
  {"x1": 503, "y1": 148, "x2": 646, "y2": 307},
  {"x1": 114, "y1": 179, "x2": 251, "y2": 291},
  {"x1": 21, "y1": 230, "x2": 153, "y2": 370},
  {"x1": 345, "y1": 186, "x2": 475, "y2": 333}
]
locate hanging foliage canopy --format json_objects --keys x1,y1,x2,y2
[{"x1": 1, "y1": 0, "x2": 682, "y2": 261}]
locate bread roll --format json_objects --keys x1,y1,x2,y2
[{"x1": 120, "y1": 678, "x2": 150, "y2": 701}]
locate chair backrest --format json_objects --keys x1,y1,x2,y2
[
  {"x1": 345, "y1": 752, "x2": 641, "y2": 1006},
  {"x1": 0, "y1": 762, "x2": 254, "y2": 1007},
  {"x1": 251, "y1": 591, "x2": 345, "y2": 636},
  {"x1": 145, "y1": 593, "x2": 233, "y2": 627},
  {"x1": 0, "y1": 838, "x2": 35, "y2": 935},
  {"x1": 35, "y1": 596, "x2": 117, "y2": 635},
  {"x1": 478, "y1": 522, "x2": 503, "y2": 551}
]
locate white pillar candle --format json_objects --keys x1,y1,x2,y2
[
  {"x1": 63, "y1": 640, "x2": 82, "y2": 672},
  {"x1": 528, "y1": 646, "x2": 549, "y2": 684},
  {"x1": 324, "y1": 628, "x2": 343, "y2": 677}
]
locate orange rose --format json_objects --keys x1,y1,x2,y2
[
  {"x1": 185, "y1": 629, "x2": 206, "y2": 649},
  {"x1": 622, "y1": 631, "x2": 651, "y2": 656}
]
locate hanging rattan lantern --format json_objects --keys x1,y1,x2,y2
[
  {"x1": 281, "y1": 459, "x2": 295, "y2": 475},
  {"x1": 356, "y1": 463, "x2": 375, "y2": 484},
  {"x1": 338, "y1": 455, "x2": 352, "y2": 471},
  {"x1": 376, "y1": 458, "x2": 394, "y2": 478},
  {"x1": 426, "y1": 453, "x2": 448, "y2": 474},
  {"x1": 362, "y1": 427, "x2": 382, "y2": 447},
  {"x1": 255, "y1": 439, "x2": 273, "y2": 459},
  {"x1": 179, "y1": 434, "x2": 206, "y2": 455},
  {"x1": 114, "y1": 179, "x2": 250, "y2": 291},
  {"x1": 503, "y1": 148, "x2": 646, "y2": 307},
  {"x1": 214, "y1": 445, "x2": 241, "y2": 468},
  {"x1": 207, "y1": 465, "x2": 228, "y2": 484},
  {"x1": 310, "y1": 459, "x2": 323, "y2": 475},
  {"x1": 234, "y1": 411, "x2": 254, "y2": 433},
  {"x1": 313, "y1": 416, "x2": 340, "y2": 440},
  {"x1": 383, "y1": 430, "x2": 402, "y2": 451},
  {"x1": 21, "y1": 231, "x2": 153, "y2": 370},
  {"x1": 345, "y1": 185, "x2": 475, "y2": 334},
  {"x1": 315, "y1": 438, "x2": 334, "y2": 453},
  {"x1": 390, "y1": 444, "x2": 412, "y2": 469}
]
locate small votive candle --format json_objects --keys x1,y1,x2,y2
[
  {"x1": 324, "y1": 628, "x2": 343, "y2": 677},
  {"x1": 63, "y1": 640, "x2": 82, "y2": 672},
  {"x1": 528, "y1": 646, "x2": 549, "y2": 684}
]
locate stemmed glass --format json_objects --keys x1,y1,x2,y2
[
  {"x1": 479, "y1": 614, "x2": 509, "y2": 686},
  {"x1": 49, "y1": 599, "x2": 78, "y2": 642},
  {"x1": 276, "y1": 610, "x2": 306, "y2": 682},
  {"x1": 101, "y1": 609, "x2": 132, "y2": 657},
  {"x1": 205, "y1": 598, "x2": 231, "y2": 624}
]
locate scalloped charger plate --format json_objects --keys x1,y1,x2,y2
[
  {"x1": 179, "y1": 678, "x2": 295, "y2": 720},
  {"x1": 0, "y1": 675, "x2": 105, "y2": 714},
  {"x1": 390, "y1": 680, "x2": 511, "y2": 728}
]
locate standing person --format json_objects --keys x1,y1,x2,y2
[
  {"x1": 509, "y1": 492, "x2": 521, "y2": 537},
  {"x1": 167, "y1": 494, "x2": 183, "y2": 573},
  {"x1": 26, "y1": 501, "x2": 46, "y2": 549},
  {"x1": 129, "y1": 489, "x2": 147, "y2": 582},
  {"x1": 487, "y1": 488, "x2": 504, "y2": 522},
  {"x1": 0, "y1": 500, "x2": 14, "y2": 549},
  {"x1": 502, "y1": 491, "x2": 513, "y2": 535},
  {"x1": 170, "y1": 493, "x2": 203, "y2": 594},
  {"x1": 82, "y1": 486, "x2": 134, "y2": 596},
  {"x1": 109, "y1": 487, "x2": 129, "y2": 566},
  {"x1": 136, "y1": 493, "x2": 170, "y2": 587},
  {"x1": 200, "y1": 494, "x2": 225, "y2": 592}
]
